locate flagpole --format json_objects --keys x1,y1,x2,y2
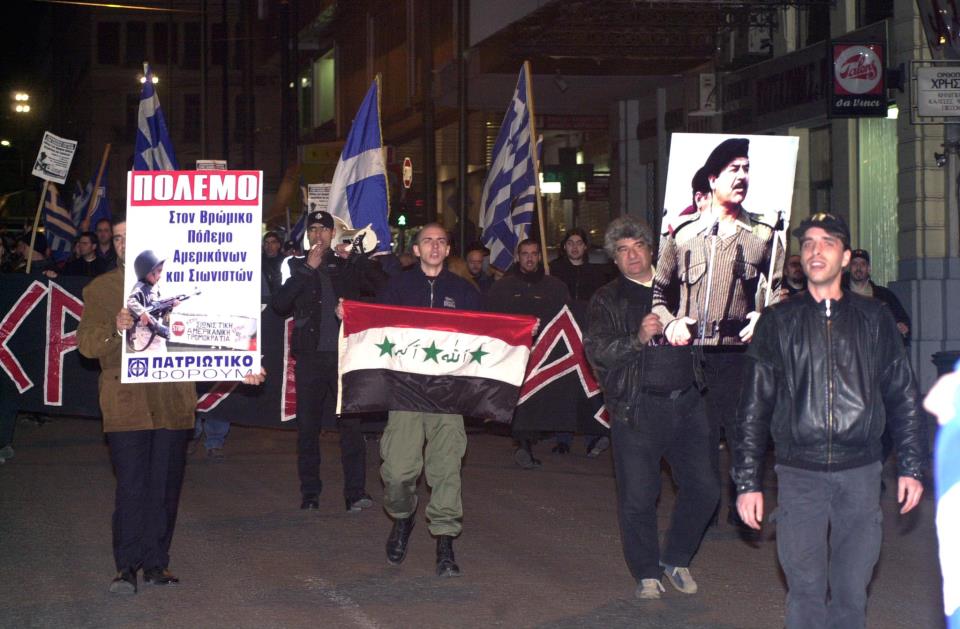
[
  {"x1": 84, "y1": 143, "x2": 112, "y2": 231},
  {"x1": 26, "y1": 180, "x2": 50, "y2": 274},
  {"x1": 523, "y1": 60, "x2": 550, "y2": 275},
  {"x1": 376, "y1": 73, "x2": 391, "y2": 222}
]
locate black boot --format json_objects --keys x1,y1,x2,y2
[
  {"x1": 386, "y1": 516, "x2": 415, "y2": 565},
  {"x1": 435, "y1": 535, "x2": 461, "y2": 578}
]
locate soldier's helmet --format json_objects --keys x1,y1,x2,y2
[{"x1": 134, "y1": 250, "x2": 165, "y2": 281}]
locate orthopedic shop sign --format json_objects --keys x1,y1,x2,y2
[{"x1": 122, "y1": 171, "x2": 263, "y2": 383}]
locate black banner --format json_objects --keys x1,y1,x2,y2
[{"x1": 1, "y1": 273, "x2": 293, "y2": 428}]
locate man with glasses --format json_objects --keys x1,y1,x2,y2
[{"x1": 377, "y1": 223, "x2": 481, "y2": 577}]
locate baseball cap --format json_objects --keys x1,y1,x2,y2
[
  {"x1": 792, "y1": 212, "x2": 851, "y2": 249},
  {"x1": 306, "y1": 210, "x2": 334, "y2": 229},
  {"x1": 850, "y1": 248, "x2": 870, "y2": 263}
]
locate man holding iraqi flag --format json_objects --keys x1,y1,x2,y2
[{"x1": 338, "y1": 223, "x2": 535, "y2": 578}]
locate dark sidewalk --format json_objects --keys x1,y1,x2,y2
[{"x1": 0, "y1": 416, "x2": 946, "y2": 628}]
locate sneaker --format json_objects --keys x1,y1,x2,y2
[
  {"x1": 346, "y1": 493, "x2": 374, "y2": 512},
  {"x1": 108, "y1": 570, "x2": 137, "y2": 594},
  {"x1": 586, "y1": 436, "x2": 610, "y2": 458},
  {"x1": 661, "y1": 564, "x2": 698, "y2": 594},
  {"x1": 513, "y1": 446, "x2": 542, "y2": 470},
  {"x1": 0, "y1": 445, "x2": 13, "y2": 463},
  {"x1": 635, "y1": 578, "x2": 665, "y2": 600},
  {"x1": 206, "y1": 447, "x2": 225, "y2": 461}
]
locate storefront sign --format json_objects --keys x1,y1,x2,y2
[
  {"x1": 830, "y1": 43, "x2": 886, "y2": 117},
  {"x1": 916, "y1": 66, "x2": 960, "y2": 116}
]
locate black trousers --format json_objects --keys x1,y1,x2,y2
[
  {"x1": 106, "y1": 428, "x2": 190, "y2": 573},
  {"x1": 294, "y1": 351, "x2": 366, "y2": 500},
  {"x1": 703, "y1": 350, "x2": 747, "y2": 507},
  {"x1": 611, "y1": 387, "x2": 719, "y2": 581}
]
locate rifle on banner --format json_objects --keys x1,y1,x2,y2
[{"x1": 126, "y1": 288, "x2": 201, "y2": 352}]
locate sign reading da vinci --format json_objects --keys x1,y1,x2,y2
[{"x1": 830, "y1": 43, "x2": 887, "y2": 118}]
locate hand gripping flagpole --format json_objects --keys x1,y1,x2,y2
[
  {"x1": 523, "y1": 60, "x2": 550, "y2": 275},
  {"x1": 764, "y1": 210, "x2": 785, "y2": 308}
]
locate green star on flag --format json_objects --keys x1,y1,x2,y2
[
  {"x1": 422, "y1": 341, "x2": 442, "y2": 363},
  {"x1": 469, "y1": 347, "x2": 489, "y2": 364},
  {"x1": 375, "y1": 337, "x2": 396, "y2": 357}
]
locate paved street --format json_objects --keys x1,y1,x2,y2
[{"x1": 0, "y1": 415, "x2": 946, "y2": 629}]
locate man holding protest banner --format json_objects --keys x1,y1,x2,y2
[
  {"x1": 271, "y1": 210, "x2": 385, "y2": 512},
  {"x1": 77, "y1": 220, "x2": 264, "y2": 594},
  {"x1": 376, "y1": 223, "x2": 481, "y2": 577}
]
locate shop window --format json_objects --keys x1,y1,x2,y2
[
  {"x1": 183, "y1": 94, "x2": 200, "y2": 142},
  {"x1": 126, "y1": 21, "x2": 147, "y2": 67},
  {"x1": 97, "y1": 22, "x2": 120, "y2": 65},
  {"x1": 183, "y1": 22, "x2": 201, "y2": 69},
  {"x1": 153, "y1": 23, "x2": 179, "y2": 66}
]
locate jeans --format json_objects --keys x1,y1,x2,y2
[
  {"x1": 611, "y1": 387, "x2": 719, "y2": 581},
  {"x1": 380, "y1": 410, "x2": 467, "y2": 537},
  {"x1": 194, "y1": 414, "x2": 230, "y2": 449},
  {"x1": 294, "y1": 351, "x2": 366, "y2": 501},
  {"x1": 703, "y1": 351, "x2": 747, "y2": 508},
  {"x1": 106, "y1": 428, "x2": 190, "y2": 572},
  {"x1": 775, "y1": 462, "x2": 883, "y2": 629}
]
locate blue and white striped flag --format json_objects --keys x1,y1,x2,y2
[
  {"x1": 326, "y1": 78, "x2": 391, "y2": 252},
  {"x1": 133, "y1": 63, "x2": 178, "y2": 171},
  {"x1": 479, "y1": 65, "x2": 538, "y2": 271},
  {"x1": 74, "y1": 162, "x2": 112, "y2": 231},
  {"x1": 42, "y1": 183, "x2": 76, "y2": 262},
  {"x1": 70, "y1": 180, "x2": 90, "y2": 227}
]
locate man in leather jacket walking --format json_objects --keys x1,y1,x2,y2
[{"x1": 733, "y1": 213, "x2": 928, "y2": 629}]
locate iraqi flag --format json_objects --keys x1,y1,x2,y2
[{"x1": 337, "y1": 301, "x2": 536, "y2": 423}]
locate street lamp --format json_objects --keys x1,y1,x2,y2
[
  {"x1": 12, "y1": 91, "x2": 30, "y2": 114},
  {"x1": 138, "y1": 74, "x2": 159, "y2": 84}
]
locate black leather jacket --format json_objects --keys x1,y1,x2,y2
[{"x1": 732, "y1": 291, "x2": 927, "y2": 494}]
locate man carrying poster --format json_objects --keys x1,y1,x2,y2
[{"x1": 652, "y1": 134, "x2": 797, "y2": 528}]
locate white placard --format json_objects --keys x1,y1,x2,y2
[
  {"x1": 121, "y1": 170, "x2": 263, "y2": 383},
  {"x1": 916, "y1": 66, "x2": 960, "y2": 117},
  {"x1": 307, "y1": 183, "x2": 331, "y2": 212},
  {"x1": 32, "y1": 131, "x2": 77, "y2": 184},
  {"x1": 197, "y1": 159, "x2": 228, "y2": 170}
]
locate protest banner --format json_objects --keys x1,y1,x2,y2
[
  {"x1": 121, "y1": 170, "x2": 263, "y2": 383},
  {"x1": 31, "y1": 131, "x2": 77, "y2": 185}
]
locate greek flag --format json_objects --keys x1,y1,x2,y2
[
  {"x1": 326, "y1": 78, "x2": 390, "y2": 252},
  {"x1": 73, "y1": 163, "x2": 111, "y2": 231},
  {"x1": 479, "y1": 65, "x2": 537, "y2": 271},
  {"x1": 42, "y1": 184, "x2": 76, "y2": 262},
  {"x1": 931, "y1": 361, "x2": 960, "y2": 628},
  {"x1": 133, "y1": 63, "x2": 178, "y2": 171}
]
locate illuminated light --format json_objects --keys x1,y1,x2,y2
[
  {"x1": 0, "y1": 140, "x2": 10, "y2": 147},
  {"x1": 577, "y1": 181, "x2": 586, "y2": 194},
  {"x1": 940, "y1": 35, "x2": 948, "y2": 45},
  {"x1": 14, "y1": 92, "x2": 29, "y2": 101},
  {"x1": 300, "y1": 77, "x2": 310, "y2": 87},
  {"x1": 576, "y1": 151, "x2": 584, "y2": 165},
  {"x1": 397, "y1": 214, "x2": 407, "y2": 226},
  {"x1": 541, "y1": 181, "x2": 561, "y2": 194},
  {"x1": 887, "y1": 104, "x2": 899, "y2": 120},
  {"x1": 138, "y1": 75, "x2": 159, "y2": 84}
]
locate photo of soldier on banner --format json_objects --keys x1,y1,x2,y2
[
  {"x1": 121, "y1": 170, "x2": 264, "y2": 383},
  {"x1": 655, "y1": 133, "x2": 799, "y2": 348}
]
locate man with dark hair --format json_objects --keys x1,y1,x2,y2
[
  {"x1": 844, "y1": 248, "x2": 910, "y2": 342},
  {"x1": 272, "y1": 210, "x2": 384, "y2": 512},
  {"x1": 484, "y1": 238, "x2": 571, "y2": 469},
  {"x1": 585, "y1": 215, "x2": 718, "y2": 600},
  {"x1": 377, "y1": 222, "x2": 481, "y2": 578},
  {"x1": 733, "y1": 213, "x2": 927, "y2": 629},
  {"x1": 63, "y1": 231, "x2": 108, "y2": 277},
  {"x1": 550, "y1": 227, "x2": 611, "y2": 309},
  {"x1": 784, "y1": 253, "x2": 806, "y2": 296},
  {"x1": 653, "y1": 137, "x2": 782, "y2": 529},
  {"x1": 94, "y1": 218, "x2": 117, "y2": 271},
  {"x1": 465, "y1": 244, "x2": 494, "y2": 293},
  {"x1": 77, "y1": 221, "x2": 266, "y2": 594},
  {"x1": 261, "y1": 230, "x2": 284, "y2": 298}
]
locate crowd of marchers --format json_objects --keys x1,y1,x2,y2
[{"x1": 8, "y1": 171, "x2": 924, "y2": 629}]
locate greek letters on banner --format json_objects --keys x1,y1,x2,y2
[{"x1": 121, "y1": 171, "x2": 263, "y2": 383}]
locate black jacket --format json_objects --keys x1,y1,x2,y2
[
  {"x1": 732, "y1": 291, "x2": 927, "y2": 494},
  {"x1": 584, "y1": 276, "x2": 695, "y2": 422},
  {"x1": 271, "y1": 250, "x2": 385, "y2": 356},
  {"x1": 378, "y1": 264, "x2": 481, "y2": 310}
]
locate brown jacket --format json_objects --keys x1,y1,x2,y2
[{"x1": 77, "y1": 267, "x2": 196, "y2": 432}]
